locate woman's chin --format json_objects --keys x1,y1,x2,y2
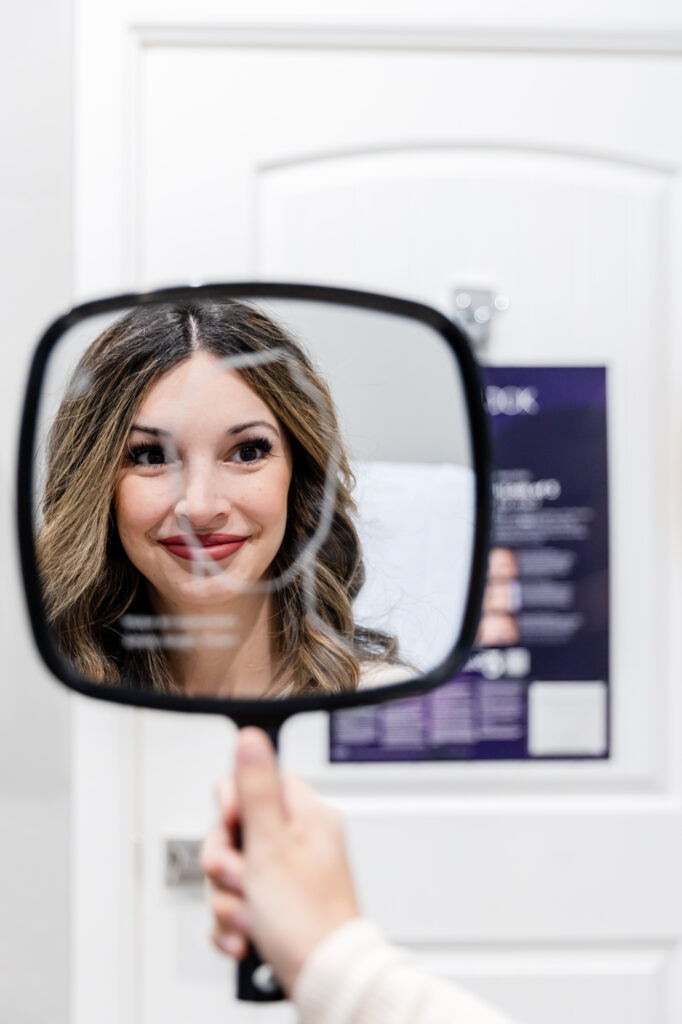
[{"x1": 167, "y1": 573, "x2": 256, "y2": 607}]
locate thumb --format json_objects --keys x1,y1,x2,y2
[{"x1": 234, "y1": 727, "x2": 283, "y2": 850}]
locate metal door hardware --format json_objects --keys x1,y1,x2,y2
[
  {"x1": 165, "y1": 838, "x2": 204, "y2": 886},
  {"x1": 451, "y1": 285, "x2": 509, "y2": 351}
]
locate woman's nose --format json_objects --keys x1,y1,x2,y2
[{"x1": 173, "y1": 463, "x2": 230, "y2": 528}]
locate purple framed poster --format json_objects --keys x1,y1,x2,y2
[{"x1": 330, "y1": 366, "x2": 610, "y2": 762}]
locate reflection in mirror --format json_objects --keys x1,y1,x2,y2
[{"x1": 32, "y1": 297, "x2": 475, "y2": 701}]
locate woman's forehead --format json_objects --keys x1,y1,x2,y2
[{"x1": 133, "y1": 353, "x2": 278, "y2": 430}]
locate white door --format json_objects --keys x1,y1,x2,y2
[{"x1": 72, "y1": 4, "x2": 682, "y2": 1023}]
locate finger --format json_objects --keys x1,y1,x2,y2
[
  {"x1": 200, "y1": 820, "x2": 232, "y2": 871},
  {"x1": 201, "y1": 841, "x2": 246, "y2": 895},
  {"x1": 234, "y1": 728, "x2": 283, "y2": 847},
  {"x1": 209, "y1": 889, "x2": 252, "y2": 936},
  {"x1": 216, "y1": 777, "x2": 241, "y2": 833},
  {"x1": 212, "y1": 928, "x2": 248, "y2": 961},
  {"x1": 216, "y1": 776, "x2": 235, "y2": 816},
  {"x1": 200, "y1": 822, "x2": 224, "y2": 872}
]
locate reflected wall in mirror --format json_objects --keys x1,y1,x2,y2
[{"x1": 26, "y1": 289, "x2": 480, "y2": 703}]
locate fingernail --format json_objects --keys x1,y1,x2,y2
[
  {"x1": 218, "y1": 868, "x2": 238, "y2": 890},
  {"x1": 238, "y1": 729, "x2": 269, "y2": 764},
  {"x1": 231, "y1": 906, "x2": 251, "y2": 932},
  {"x1": 217, "y1": 935, "x2": 244, "y2": 958}
]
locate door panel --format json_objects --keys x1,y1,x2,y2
[
  {"x1": 259, "y1": 145, "x2": 668, "y2": 786},
  {"x1": 74, "y1": 12, "x2": 682, "y2": 1024}
]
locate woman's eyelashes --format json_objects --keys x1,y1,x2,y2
[
  {"x1": 125, "y1": 436, "x2": 274, "y2": 468},
  {"x1": 230, "y1": 436, "x2": 273, "y2": 464},
  {"x1": 126, "y1": 441, "x2": 170, "y2": 467}
]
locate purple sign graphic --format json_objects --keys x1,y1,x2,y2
[{"x1": 330, "y1": 366, "x2": 610, "y2": 762}]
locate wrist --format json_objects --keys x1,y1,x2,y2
[
  {"x1": 292, "y1": 918, "x2": 397, "y2": 1018},
  {"x1": 272, "y1": 908, "x2": 361, "y2": 994}
]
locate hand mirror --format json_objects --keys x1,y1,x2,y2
[{"x1": 17, "y1": 282, "x2": 490, "y2": 1000}]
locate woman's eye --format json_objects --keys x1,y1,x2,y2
[
  {"x1": 127, "y1": 443, "x2": 170, "y2": 467},
  {"x1": 231, "y1": 439, "x2": 273, "y2": 464}
]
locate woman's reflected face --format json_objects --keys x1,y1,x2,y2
[{"x1": 115, "y1": 353, "x2": 293, "y2": 612}]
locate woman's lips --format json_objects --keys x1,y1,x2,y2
[{"x1": 159, "y1": 534, "x2": 248, "y2": 561}]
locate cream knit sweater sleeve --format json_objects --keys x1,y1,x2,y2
[{"x1": 293, "y1": 918, "x2": 518, "y2": 1024}]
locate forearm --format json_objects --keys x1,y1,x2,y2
[{"x1": 293, "y1": 919, "x2": 518, "y2": 1024}]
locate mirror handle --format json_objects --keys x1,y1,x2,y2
[
  {"x1": 236, "y1": 944, "x2": 285, "y2": 1002},
  {"x1": 233, "y1": 719, "x2": 286, "y2": 1002}
]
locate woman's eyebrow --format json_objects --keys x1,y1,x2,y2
[
  {"x1": 129, "y1": 420, "x2": 280, "y2": 438},
  {"x1": 228, "y1": 420, "x2": 280, "y2": 438},
  {"x1": 129, "y1": 424, "x2": 172, "y2": 437}
]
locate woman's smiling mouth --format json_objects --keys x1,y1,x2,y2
[{"x1": 159, "y1": 534, "x2": 249, "y2": 561}]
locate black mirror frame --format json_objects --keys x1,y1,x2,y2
[{"x1": 17, "y1": 281, "x2": 491, "y2": 732}]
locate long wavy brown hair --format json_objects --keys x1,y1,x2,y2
[{"x1": 37, "y1": 300, "x2": 398, "y2": 696}]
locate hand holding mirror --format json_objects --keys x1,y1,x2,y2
[{"x1": 17, "y1": 283, "x2": 491, "y2": 1000}]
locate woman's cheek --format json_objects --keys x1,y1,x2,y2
[
  {"x1": 243, "y1": 465, "x2": 291, "y2": 527},
  {"x1": 115, "y1": 474, "x2": 173, "y2": 541}
]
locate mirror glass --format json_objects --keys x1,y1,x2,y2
[{"x1": 29, "y1": 295, "x2": 476, "y2": 702}]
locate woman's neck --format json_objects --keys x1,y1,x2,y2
[{"x1": 149, "y1": 589, "x2": 286, "y2": 699}]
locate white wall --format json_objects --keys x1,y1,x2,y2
[{"x1": 0, "y1": 1, "x2": 73, "y2": 1021}]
